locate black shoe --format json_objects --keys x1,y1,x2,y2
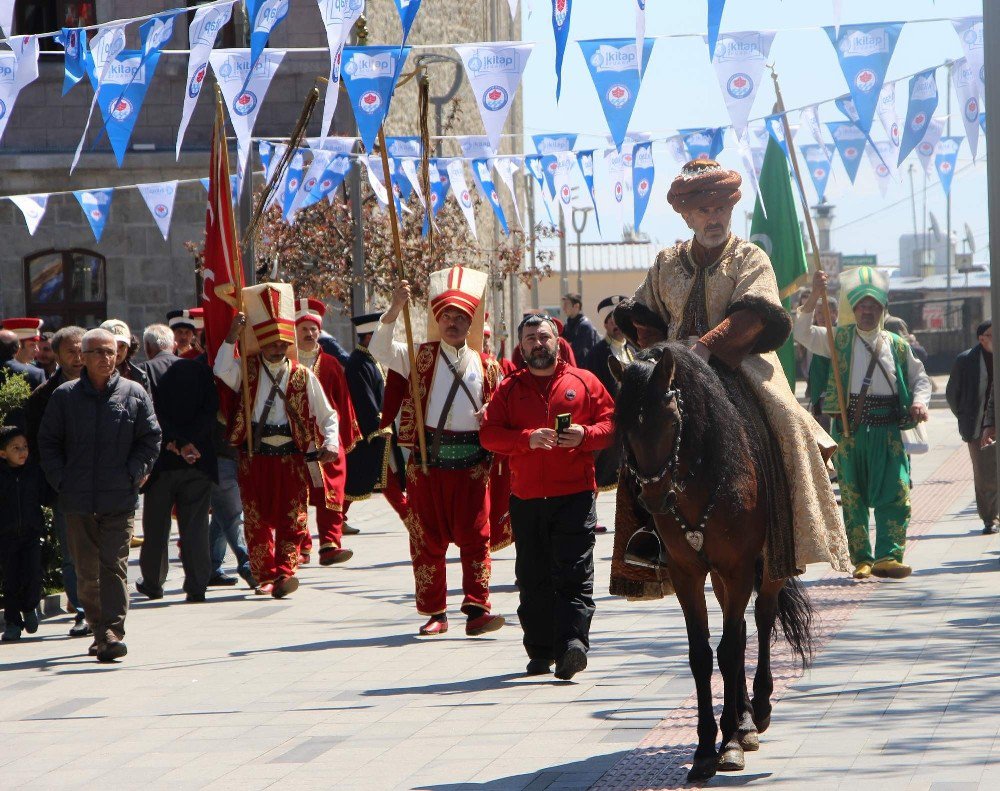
[
  {"x1": 135, "y1": 580, "x2": 163, "y2": 600},
  {"x1": 526, "y1": 658, "x2": 554, "y2": 676},
  {"x1": 554, "y1": 647, "x2": 588, "y2": 680},
  {"x1": 96, "y1": 639, "x2": 127, "y2": 662},
  {"x1": 983, "y1": 523, "x2": 998, "y2": 535},
  {"x1": 207, "y1": 573, "x2": 239, "y2": 587},
  {"x1": 23, "y1": 609, "x2": 39, "y2": 634},
  {"x1": 68, "y1": 615, "x2": 91, "y2": 638},
  {"x1": 185, "y1": 593, "x2": 206, "y2": 603}
]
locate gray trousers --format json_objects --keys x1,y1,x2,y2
[
  {"x1": 140, "y1": 467, "x2": 214, "y2": 596},
  {"x1": 64, "y1": 512, "x2": 133, "y2": 642},
  {"x1": 968, "y1": 441, "x2": 999, "y2": 525}
]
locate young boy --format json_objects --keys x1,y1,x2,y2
[{"x1": 0, "y1": 425, "x2": 49, "y2": 642}]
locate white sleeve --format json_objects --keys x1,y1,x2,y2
[
  {"x1": 793, "y1": 308, "x2": 831, "y2": 357},
  {"x1": 305, "y1": 369, "x2": 340, "y2": 452},
  {"x1": 213, "y1": 342, "x2": 241, "y2": 391},
  {"x1": 369, "y1": 314, "x2": 410, "y2": 378},
  {"x1": 907, "y1": 345, "x2": 932, "y2": 408}
]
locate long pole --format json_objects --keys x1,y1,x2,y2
[
  {"x1": 770, "y1": 67, "x2": 851, "y2": 436},
  {"x1": 558, "y1": 210, "x2": 569, "y2": 297},
  {"x1": 983, "y1": 0, "x2": 1000, "y2": 504},
  {"x1": 945, "y1": 60, "x2": 954, "y2": 329},
  {"x1": 528, "y1": 174, "x2": 540, "y2": 310},
  {"x1": 236, "y1": 2, "x2": 255, "y2": 287},
  {"x1": 376, "y1": 127, "x2": 429, "y2": 472}
]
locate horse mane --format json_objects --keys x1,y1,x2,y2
[{"x1": 615, "y1": 342, "x2": 755, "y2": 509}]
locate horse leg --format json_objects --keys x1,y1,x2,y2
[
  {"x1": 751, "y1": 575, "x2": 784, "y2": 734},
  {"x1": 711, "y1": 572, "x2": 758, "y2": 753},
  {"x1": 674, "y1": 569, "x2": 718, "y2": 783},
  {"x1": 716, "y1": 570, "x2": 754, "y2": 772}
]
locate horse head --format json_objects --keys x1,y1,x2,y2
[{"x1": 612, "y1": 344, "x2": 684, "y2": 514}]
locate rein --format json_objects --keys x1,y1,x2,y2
[{"x1": 624, "y1": 385, "x2": 718, "y2": 559}]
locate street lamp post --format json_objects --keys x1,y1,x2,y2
[
  {"x1": 572, "y1": 206, "x2": 591, "y2": 296},
  {"x1": 984, "y1": 3, "x2": 1000, "y2": 501}
]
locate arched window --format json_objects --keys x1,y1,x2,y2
[{"x1": 23, "y1": 249, "x2": 107, "y2": 331}]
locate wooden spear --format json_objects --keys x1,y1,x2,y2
[
  {"x1": 376, "y1": 126, "x2": 430, "y2": 472},
  {"x1": 769, "y1": 67, "x2": 852, "y2": 437}
]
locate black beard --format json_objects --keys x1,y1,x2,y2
[{"x1": 526, "y1": 348, "x2": 557, "y2": 369}]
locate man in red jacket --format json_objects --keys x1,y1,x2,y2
[{"x1": 480, "y1": 314, "x2": 615, "y2": 680}]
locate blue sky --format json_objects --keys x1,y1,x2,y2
[{"x1": 520, "y1": 0, "x2": 986, "y2": 267}]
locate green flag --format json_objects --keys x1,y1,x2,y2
[{"x1": 750, "y1": 136, "x2": 809, "y2": 388}]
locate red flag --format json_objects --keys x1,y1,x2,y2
[{"x1": 201, "y1": 94, "x2": 242, "y2": 365}]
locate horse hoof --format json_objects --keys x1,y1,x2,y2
[
  {"x1": 717, "y1": 744, "x2": 746, "y2": 772},
  {"x1": 738, "y1": 729, "x2": 760, "y2": 751},
  {"x1": 753, "y1": 713, "x2": 771, "y2": 734},
  {"x1": 687, "y1": 755, "x2": 718, "y2": 782}
]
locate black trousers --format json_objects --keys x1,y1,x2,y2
[
  {"x1": 140, "y1": 468, "x2": 214, "y2": 596},
  {"x1": 1, "y1": 534, "x2": 42, "y2": 627},
  {"x1": 510, "y1": 491, "x2": 596, "y2": 661}
]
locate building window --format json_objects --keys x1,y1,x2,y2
[
  {"x1": 23, "y1": 249, "x2": 107, "y2": 331},
  {"x1": 15, "y1": 2, "x2": 97, "y2": 52}
]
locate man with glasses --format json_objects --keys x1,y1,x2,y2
[{"x1": 39, "y1": 328, "x2": 161, "y2": 662}]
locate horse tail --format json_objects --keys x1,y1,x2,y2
[
  {"x1": 753, "y1": 561, "x2": 816, "y2": 669},
  {"x1": 775, "y1": 576, "x2": 815, "y2": 669}
]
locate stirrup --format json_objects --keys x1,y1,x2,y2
[{"x1": 624, "y1": 526, "x2": 668, "y2": 570}]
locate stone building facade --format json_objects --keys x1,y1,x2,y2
[{"x1": 1, "y1": 0, "x2": 521, "y2": 344}]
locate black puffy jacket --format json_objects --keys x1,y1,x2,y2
[
  {"x1": 0, "y1": 461, "x2": 49, "y2": 537},
  {"x1": 38, "y1": 370, "x2": 162, "y2": 515}
]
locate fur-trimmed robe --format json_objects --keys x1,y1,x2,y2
[{"x1": 611, "y1": 236, "x2": 850, "y2": 599}]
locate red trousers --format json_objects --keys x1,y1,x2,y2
[
  {"x1": 405, "y1": 459, "x2": 491, "y2": 616},
  {"x1": 344, "y1": 468, "x2": 411, "y2": 524},
  {"x1": 301, "y1": 485, "x2": 344, "y2": 553},
  {"x1": 238, "y1": 453, "x2": 309, "y2": 585}
]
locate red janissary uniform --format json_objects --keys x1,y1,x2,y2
[
  {"x1": 374, "y1": 321, "x2": 501, "y2": 616},
  {"x1": 299, "y1": 348, "x2": 361, "y2": 555}
]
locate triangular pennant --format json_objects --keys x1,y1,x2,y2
[
  {"x1": 935, "y1": 136, "x2": 962, "y2": 197},
  {"x1": 243, "y1": 0, "x2": 290, "y2": 90},
  {"x1": 455, "y1": 42, "x2": 533, "y2": 153},
  {"x1": 385, "y1": 136, "x2": 422, "y2": 159},
  {"x1": 458, "y1": 135, "x2": 496, "y2": 162},
  {"x1": 393, "y1": 0, "x2": 422, "y2": 46},
  {"x1": 550, "y1": 151, "x2": 576, "y2": 219},
  {"x1": 306, "y1": 136, "x2": 358, "y2": 154},
  {"x1": 800, "y1": 144, "x2": 836, "y2": 202},
  {"x1": 680, "y1": 127, "x2": 724, "y2": 161},
  {"x1": 310, "y1": 153, "x2": 352, "y2": 205},
  {"x1": 551, "y1": 0, "x2": 573, "y2": 101},
  {"x1": 916, "y1": 117, "x2": 946, "y2": 176},
  {"x1": 799, "y1": 106, "x2": 832, "y2": 168},
  {"x1": 578, "y1": 38, "x2": 654, "y2": 150},
  {"x1": 74, "y1": 188, "x2": 114, "y2": 242},
  {"x1": 634, "y1": 1, "x2": 647, "y2": 74},
  {"x1": 875, "y1": 80, "x2": 901, "y2": 150},
  {"x1": 952, "y1": 17, "x2": 985, "y2": 95},
  {"x1": 631, "y1": 141, "x2": 655, "y2": 231},
  {"x1": 576, "y1": 150, "x2": 602, "y2": 234},
  {"x1": 10, "y1": 194, "x2": 49, "y2": 236},
  {"x1": 0, "y1": 37, "x2": 39, "y2": 145},
  {"x1": 259, "y1": 141, "x2": 274, "y2": 177},
  {"x1": 399, "y1": 159, "x2": 425, "y2": 208},
  {"x1": 446, "y1": 159, "x2": 478, "y2": 239},
  {"x1": 317, "y1": 0, "x2": 365, "y2": 138},
  {"x1": 952, "y1": 58, "x2": 981, "y2": 160},
  {"x1": 707, "y1": 0, "x2": 727, "y2": 57},
  {"x1": 898, "y1": 68, "x2": 938, "y2": 165},
  {"x1": 824, "y1": 23, "x2": 903, "y2": 135},
  {"x1": 605, "y1": 145, "x2": 633, "y2": 231},
  {"x1": 494, "y1": 157, "x2": 524, "y2": 229},
  {"x1": 210, "y1": 49, "x2": 286, "y2": 185},
  {"x1": 137, "y1": 181, "x2": 178, "y2": 240},
  {"x1": 91, "y1": 49, "x2": 162, "y2": 166},
  {"x1": 340, "y1": 46, "x2": 411, "y2": 154},
  {"x1": 532, "y1": 133, "x2": 577, "y2": 155},
  {"x1": 176, "y1": 2, "x2": 233, "y2": 158},
  {"x1": 827, "y1": 120, "x2": 867, "y2": 183},
  {"x1": 427, "y1": 159, "x2": 451, "y2": 223},
  {"x1": 710, "y1": 30, "x2": 774, "y2": 139},
  {"x1": 56, "y1": 27, "x2": 88, "y2": 95},
  {"x1": 865, "y1": 140, "x2": 896, "y2": 198},
  {"x1": 282, "y1": 150, "x2": 307, "y2": 222},
  {"x1": 470, "y1": 158, "x2": 509, "y2": 233},
  {"x1": 524, "y1": 154, "x2": 556, "y2": 223}
]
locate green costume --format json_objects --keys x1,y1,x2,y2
[{"x1": 824, "y1": 324, "x2": 916, "y2": 564}]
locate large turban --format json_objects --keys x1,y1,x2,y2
[{"x1": 666, "y1": 159, "x2": 742, "y2": 213}]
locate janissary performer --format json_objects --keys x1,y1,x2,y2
[
  {"x1": 214, "y1": 284, "x2": 340, "y2": 599},
  {"x1": 371, "y1": 266, "x2": 506, "y2": 637},
  {"x1": 611, "y1": 160, "x2": 851, "y2": 598}
]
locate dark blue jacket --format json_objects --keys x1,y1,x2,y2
[
  {"x1": 947, "y1": 344, "x2": 989, "y2": 442},
  {"x1": 0, "y1": 461, "x2": 50, "y2": 537}
]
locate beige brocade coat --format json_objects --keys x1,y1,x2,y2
[{"x1": 634, "y1": 238, "x2": 851, "y2": 574}]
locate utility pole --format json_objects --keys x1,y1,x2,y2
[
  {"x1": 983, "y1": 1, "x2": 1000, "y2": 528},
  {"x1": 527, "y1": 173, "x2": 540, "y2": 310},
  {"x1": 236, "y1": 3, "x2": 255, "y2": 286},
  {"x1": 572, "y1": 206, "x2": 590, "y2": 297},
  {"x1": 349, "y1": 15, "x2": 369, "y2": 314},
  {"x1": 908, "y1": 163, "x2": 918, "y2": 273},
  {"x1": 558, "y1": 209, "x2": 569, "y2": 298},
  {"x1": 945, "y1": 59, "x2": 954, "y2": 328}
]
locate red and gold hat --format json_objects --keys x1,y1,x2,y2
[
  {"x1": 242, "y1": 283, "x2": 296, "y2": 347},
  {"x1": 188, "y1": 307, "x2": 205, "y2": 331},
  {"x1": 294, "y1": 298, "x2": 326, "y2": 326},
  {"x1": 427, "y1": 266, "x2": 489, "y2": 351},
  {"x1": 2, "y1": 317, "x2": 43, "y2": 341},
  {"x1": 666, "y1": 159, "x2": 742, "y2": 213}
]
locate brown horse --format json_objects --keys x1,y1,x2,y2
[{"x1": 611, "y1": 342, "x2": 815, "y2": 782}]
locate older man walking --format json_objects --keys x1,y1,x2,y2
[{"x1": 38, "y1": 328, "x2": 161, "y2": 661}]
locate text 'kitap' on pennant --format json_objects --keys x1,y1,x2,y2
[
  {"x1": 824, "y1": 22, "x2": 904, "y2": 136},
  {"x1": 318, "y1": 0, "x2": 365, "y2": 139},
  {"x1": 243, "y1": 0, "x2": 290, "y2": 90},
  {"x1": 551, "y1": 0, "x2": 573, "y2": 101},
  {"x1": 578, "y1": 37, "x2": 655, "y2": 151},
  {"x1": 934, "y1": 136, "x2": 963, "y2": 197},
  {"x1": 340, "y1": 45, "x2": 412, "y2": 154},
  {"x1": 826, "y1": 120, "x2": 867, "y2": 184},
  {"x1": 9, "y1": 194, "x2": 50, "y2": 237},
  {"x1": 897, "y1": 68, "x2": 938, "y2": 166},
  {"x1": 631, "y1": 141, "x2": 655, "y2": 231},
  {"x1": 455, "y1": 42, "x2": 533, "y2": 154},
  {"x1": 176, "y1": 2, "x2": 234, "y2": 159},
  {"x1": 710, "y1": 30, "x2": 775, "y2": 140},
  {"x1": 74, "y1": 188, "x2": 114, "y2": 242},
  {"x1": 137, "y1": 181, "x2": 178, "y2": 241}
]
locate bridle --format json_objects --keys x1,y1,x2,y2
[{"x1": 623, "y1": 384, "x2": 718, "y2": 559}]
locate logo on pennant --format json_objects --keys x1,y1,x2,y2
[
  {"x1": 555, "y1": 0, "x2": 568, "y2": 25},
  {"x1": 234, "y1": 90, "x2": 258, "y2": 116},
  {"x1": 359, "y1": 90, "x2": 382, "y2": 114},
  {"x1": 483, "y1": 85, "x2": 508, "y2": 110},
  {"x1": 189, "y1": 63, "x2": 208, "y2": 98},
  {"x1": 579, "y1": 38, "x2": 654, "y2": 150},
  {"x1": 727, "y1": 73, "x2": 752, "y2": 99}
]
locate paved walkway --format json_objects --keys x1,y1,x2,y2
[{"x1": 1, "y1": 411, "x2": 998, "y2": 790}]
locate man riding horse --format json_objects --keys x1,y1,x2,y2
[{"x1": 611, "y1": 159, "x2": 850, "y2": 598}]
